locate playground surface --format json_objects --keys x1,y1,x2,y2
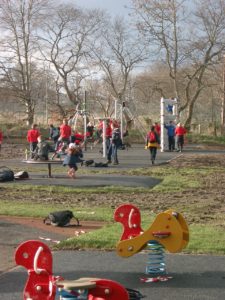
[
  {"x1": 1, "y1": 143, "x2": 225, "y2": 299},
  {"x1": 1, "y1": 250, "x2": 225, "y2": 299}
]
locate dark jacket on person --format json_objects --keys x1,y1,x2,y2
[
  {"x1": 111, "y1": 128, "x2": 122, "y2": 147},
  {"x1": 63, "y1": 148, "x2": 83, "y2": 166}
]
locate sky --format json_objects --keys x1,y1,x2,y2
[{"x1": 63, "y1": 0, "x2": 132, "y2": 16}]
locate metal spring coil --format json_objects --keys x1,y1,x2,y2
[{"x1": 145, "y1": 240, "x2": 166, "y2": 276}]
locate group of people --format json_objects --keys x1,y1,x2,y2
[
  {"x1": 26, "y1": 120, "x2": 84, "y2": 178},
  {"x1": 145, "y1": 121, "x2": 187, "y2": 164},
  {"x1": 26, "y1": 117, "x2": 187, "y2": 174},
  {"x1": 96, "y1": 119, "x2": 123, "y2": 165},
  {"x1": 26, "y1": 118, "x2": 123, "y2": 178},
  {"x1": 165, "y1": 121, "x2": 187, "y2": 152}
]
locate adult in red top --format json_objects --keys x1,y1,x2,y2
[
  {"x1": 59, "y1": 119, "x2": 72, "y2": 142},
  {"x1": 27, "y1": 124, "x2": 40, "y2": 158},
  {"x1": 154, "y1": 122, "x2": 161, "y2": 136},
  {"x1": 0, "y1": 129, "x2": 3, "y2": 152},
  {"x1": 106, "y1": 122, "x2": 112, "y2": 138},
  {"x1": 175, "y1": 123, "x2": 187, "y2": 152}
]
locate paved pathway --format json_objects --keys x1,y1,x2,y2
[
  {"x1": 1, "y1": 251, "x2": 225, "y2": 299},
  {"x1": 1, "y1": 144, "x2": 178, "y2": 188}
]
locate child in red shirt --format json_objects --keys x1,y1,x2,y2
[
  {"x1": 27, "y1": 124, "x2": 40, "y2": 158},
  {"x1": 175, "y1": 123, "x2": 187, "y2": 152}
]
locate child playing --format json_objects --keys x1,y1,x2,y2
[{"x1": 63, "y1": 143, "x2": 83, "y2": 178}]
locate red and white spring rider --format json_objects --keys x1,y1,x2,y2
[{"x1": 15, "y1": 240, "x2": 143, "y2": 300}]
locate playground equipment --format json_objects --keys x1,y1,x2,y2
[
  {"x1": 160, "y1": 98, "x2": 178, "y2": 152},
  {"x1": 15, "y1": 240, "x2": 143, "y2": 300},
  {"x1": 115, "y1": 100, "x2": 146, "y2": 141},
  {"x1": 114, "y1": 204, "x2": 189, "y2": 277}
]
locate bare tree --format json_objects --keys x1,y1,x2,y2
[
  {"x1": 132, "y1": 0, "x2": 225, "y2": 129},
  {"x1": 85, "y1": 78, "x2": 115, "y2": 118},
  {"x1": 0, "y1": 0, "x2": 51, "y2": 125},
  {"x1": 132, "y1": 63, "x2": 174, "y2": 116},
  {"x1": 38, "y1": 4, "x2": 105, "y2": 112},
  {"x1": 92, "y1": 16, "x2": 149, "y2": 110}
]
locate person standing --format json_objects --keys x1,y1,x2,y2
[
  {"x1": 86, "y1": 122, "x2": 94, "y2": 138},
  {"x1": 106, "y1": 120, "x2": 113, "y2": 163},
  {"x1": 175, "y1": 123, "x2": 187, "y2": 152},
  {"x1": 54, "y1": 119, "x2": 71, "y2": 156},
  {"x1": 146, "y1": 126, "x2": 160, "y2": 165},
  {"x1": 49, "y1": 124, "x2": 60, "y2": 145},
  {"x1": 59, "y1": 119, "x2": 72, "y2": 144},
  {"x1": 111, "y1": 127, "x2": 122, "y2": 165},
  {"x1": 27, "y1": 124, "x2": 40, "y2": 158},
  {"x1": 164, "y1": 121, "x2": 176, "y2": 151}
]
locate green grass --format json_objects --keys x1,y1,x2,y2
[
  {"x1": 188, "y1": 133, "x2": 225, "y2": 145},
  {"x1": 59, "y1": 223, "x2": 121, "y2": 250},
  {"x1": 2, "y1": 198, "x2": 225, "y2": 255},
  {"x1": 5, "y1": 165, "x2": 218, "y2": 195},
  {"x1": 0, "y1": 183, "x2": 149, "y2": 195},
  {"x1": 1, "y1": 162, "x2": 225, "y2": 254},
  {"x1": 57, "y1": 220, "x2": 225, "y2": 255},
  {"x1": 0, "y1": 201, "x2": 114, "y2": 222},
  {"x1": 186, "y1": 225, "x2": 225, "y2": 254}
]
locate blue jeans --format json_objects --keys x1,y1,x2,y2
[
  {"x1": 149, "y1": 147, "x2": 157, "y2": 161},
  {"x1": 106, "y1": 138, "x2": 112, "y2": 161},
  {"x1": 30, "y1": 142, "x2": 38, "y2": 158},
  {"x1": 112, "y1": 143, "x2": 119, "y2": 163}
]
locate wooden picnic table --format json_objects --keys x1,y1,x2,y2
[{"x1": 22, "y1": 160, "x2": 63, "y2": 178}]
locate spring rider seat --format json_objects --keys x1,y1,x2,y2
[
  {"x1": 114, "y1": 204, "x2": 189, "y2": 280},
  {"x1": 15, "y1": 239, "x2": 144, "y2": 300}
]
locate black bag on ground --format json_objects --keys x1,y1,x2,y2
[
  {"x1": 94, "y1": 162, "x2": 108, "y2": 167},
  {"x1": 43, "y1": 210, "x2": 79, "y2": 227},
  {"x1": 126, "y1": 288, "x2": 144, "y2": 300},
  {"x1": 84, "y1": 159, "x2": 94, "y2": 166},
  {"x1": 14, "y1": 171, "x2": 29, "y2": 180},
  {"x1": 0, "y1": 166, "x2": 14, "y2": 182}
]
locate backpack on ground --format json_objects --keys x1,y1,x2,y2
[
  {"x1": 43, "y1": 210, "x2": 79, "y2": 227},
  {"x1": 14, "y1": 171, "x2": 29, "y2": 180},
  {"x1": 0, "y1": 166, "x2": 14, "y2": 182}
]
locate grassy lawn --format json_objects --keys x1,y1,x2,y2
[
  {"x1": 58, "y1": 222, "x2": 225, "y2": 255},
  {"x1": 1, "y1": 162, "x2": 225, "y2": 255}
]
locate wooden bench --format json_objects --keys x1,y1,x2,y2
[{"x1": 22, "y1": 160, "x2": 63, "y2": 178}]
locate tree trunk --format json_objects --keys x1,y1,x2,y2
[
  {"x1": 26, "y1": 103, "x2": 34, "y2": 126},
  {"x1": 184, "y1": 101, "x2": 195, "y2": 130}
]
